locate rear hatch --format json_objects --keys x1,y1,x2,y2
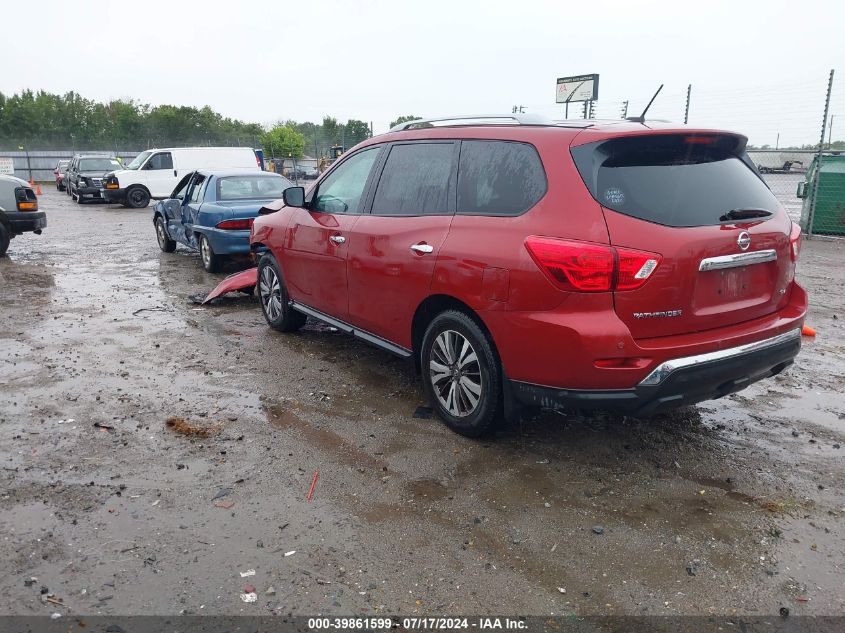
[{"x1": 572, "y1": 132, "x2": 795, "y2": 339}]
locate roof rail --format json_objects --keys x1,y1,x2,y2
[{"x1": 388, "y1": 113, "x2": 554, "y2": 132}]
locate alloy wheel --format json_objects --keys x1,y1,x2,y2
[
  {"x1": 156, "y1": 220, "x2": 167, "y2": 249},
  {"x1": 429, "y1": 330, "x2": 483, "y2": 417},
  {"x1": 259, "y1": 266, "x2": 283, "y2": 321},
  {"x1": 200, "y1": 237, "x2": 212, "y2": 269}
]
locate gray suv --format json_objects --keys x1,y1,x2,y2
[{"x1": 0, "y1": 175, "x2": 46, "y2": 256}]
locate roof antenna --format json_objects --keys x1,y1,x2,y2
[{"x1": 626, "y1": 84, "x2": 663, "y2": 123}]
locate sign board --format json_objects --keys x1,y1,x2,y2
[
  {"x1": 0, "y1": 157, "x2": 14, "y2": 175},
  {"x1": 555, "y1": 74, "x2": 599, "y2": 104}
]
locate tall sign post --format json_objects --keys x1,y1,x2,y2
[{"x1": 556, "y1": 74, "x2": 599, "y2": 119}]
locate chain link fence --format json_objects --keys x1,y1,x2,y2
[{"x1": 522, "y1": 69, "x2": 844, "y2": 238}]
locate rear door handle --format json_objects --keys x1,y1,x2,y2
[
  {"x1": 330, "y1": 235, "x2": 346, "y2": 244},
  {"x1": 410, "y1": 243, "x2": 434, "y2": 254}
]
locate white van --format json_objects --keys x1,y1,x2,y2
[{"x1": 103, "y1": 147, "x2": 263, "y2": 208}]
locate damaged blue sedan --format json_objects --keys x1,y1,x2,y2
[{"x1": 153, "y1": 170, "x2": 292, "y2": 272}]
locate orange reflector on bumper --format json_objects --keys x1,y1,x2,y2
[{"x1": 18, "y1": 201, "x2": 38, "y2": 211}]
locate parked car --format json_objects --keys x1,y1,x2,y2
[
  {"x1": 104, "y1": 147, "x2": 264, "y2": 209},
  {"x1": 249, "y1": 114, "x2": 807, "y2": 437},
  {"x1": 64, "y1": 156, "x2": 77, "y2": 197},
  {"x1": 288, "y1": 164, "x2": 320, "y2": 181},
  {"x1": 0, "y1": 174, "x2": 46, "y2": 256},
  {"x1": 153, "y1": 170, "x2": 292, "y2": 272},
  {"x1": 66, "y1": 155, "x2": 123, "y2": 204},
  {"x1": 54, "y1": 160, "x2": 70, "y2": 191}
]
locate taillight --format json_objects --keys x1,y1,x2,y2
[
  {"x1": 616, "y1": 247, "x2": 661, "y2": 290},
  {"x1": 524, "y1": 237, "x2": 661, "y2": 293},
  {"x1": 15, "y1": 187, "x2": 38, "y2": 211},
  {"x1": 789, "y1": 222, "x2": 802, "y2": 261},
  {"x1": 216, "y1": 218, "x2": 253, "y2": 230}
]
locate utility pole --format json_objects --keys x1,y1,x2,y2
[
  {"x1": 684, "y1": 84, "x2": 692, "y2": 125},
  {"x1": 23, "y1": 145, "x2": 32, "y2": 183},
  {"x1": 582, "y1": 102, "x2": 588, "y2": 119},
  {"x1": 621, "y1": 101, "x2": 629, "y2": 119},
  {"x1": 776, "y1": 133, "x2": 780, "y2": 150},
  {"x1": 588, "y1": 100, "x2": 595, "y2": 119}
]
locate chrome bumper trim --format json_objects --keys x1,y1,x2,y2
[
  {"x1": 698, "y1": 249, "x2": 777, "y2": 271},
  {"x1": 638, "y1": 328, "x2": 801, "y2": 387}
]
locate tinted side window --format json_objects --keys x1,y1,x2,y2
[
  {"x1": 147, "y1": 152, "x2": 173, "y2": 170},
  {"x1": 457, "y1": 141, "x2": 547, "y2": 216},
  {"x1": 312, "y1": 147, "x2": 380, "y2": 214},
  {"x1": 371, "y1": 143, "x2": 455, "y2": 216}
]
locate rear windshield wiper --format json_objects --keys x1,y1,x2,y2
[{"x1": 719, "y1": 208, "x2": 772, "y2": 222}]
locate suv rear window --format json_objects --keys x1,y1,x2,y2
[
  {"x1": 571, "y1": 134, "x2": 779, "y2": 227},
  {"x1": 457, "y1": 140, "x2": 546, "y2": 216}
]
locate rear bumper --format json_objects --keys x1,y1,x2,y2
[
  {"x1": 203, "y1": 228, "x2": 251, "y2": 256},
  {"x1": 511, "y1": 328, "x2": 802, "y2": 415},
  {"x1": 5, "y1": 211, "x2": 47, "y2": 234}
]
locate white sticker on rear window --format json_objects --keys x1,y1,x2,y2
[{"x1": 604, "y1": 187, "x2": 625, "y2": 205}]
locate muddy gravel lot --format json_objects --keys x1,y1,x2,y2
[{"x1": 1, "y1": 189, "x2": 843, "y2": 617}]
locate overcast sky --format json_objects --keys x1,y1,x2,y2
[{"x1": 3, "y1": 0, "x2": 842, "y2": 146}]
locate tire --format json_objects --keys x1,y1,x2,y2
[
  {"x1": 198, "y1": 234, "x2": 223, "y2": 272},
  {"x1": 421, "y1": 310, "x2": 502, "y2": 437},
  {"x1": 125, "y1": 186, "x2": 150, "y2": 209},
  {"x1": 257, "y1": 253, "x2": 306, "y2": 332},
  {"x1": 0, "y1": 223, "x2": 10, "y2": 257},
  {"x1": 155, "y1": 216, "x2": 176, "y2": 253}
]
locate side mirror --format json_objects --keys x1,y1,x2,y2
[
  {"x1": 283, "y1": 186, "x2": 305, "y2": 208},
  {"x1": 796, "y1": 182, "x2": 807, "y2": 199},
  {"x1": 164, "y1": 199, "x2": 181, "y2": 219}
]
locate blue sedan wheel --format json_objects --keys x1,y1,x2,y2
[{"x1": 199, "y1": 234, "x2": 222, "y2": 273}]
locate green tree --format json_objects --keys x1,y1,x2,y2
[
  {"x1": 344, "y1": 119, "x2": 371, "y2": 146},
  {"x1": 389, "y1": 115, "x2": 421, "y2": 129},
  {"x1": 261, "y1": 125, "x2": 305, "y2": 158},
  {"x1": 321, "y1": 116, "x2": 340, "y2": 145}
]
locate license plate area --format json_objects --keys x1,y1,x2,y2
[{"x1": 694, "y1": 265, "x2": 773, "y2": 315}]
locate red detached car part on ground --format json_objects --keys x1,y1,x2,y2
[
  {"x1": 248, "y1": 115, "x2": 807, "y2": 437},
  {"x1": 202, "y1": 267, "x2": 258, "y2": 304}
]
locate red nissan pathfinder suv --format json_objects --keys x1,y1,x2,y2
[{"x1": 250, "y1": 115, "x2": 806, "y2": 437}]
